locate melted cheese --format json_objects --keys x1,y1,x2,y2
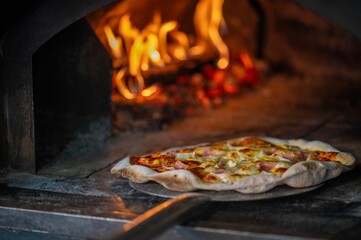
[{"x1": 131, "y1": 137, "x2": 344, "y2": 184}]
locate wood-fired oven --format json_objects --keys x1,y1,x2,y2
[{"x1": 1, "y1": 0, "x2": 361, "y2": 239}]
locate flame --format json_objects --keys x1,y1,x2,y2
[
  {"x1": 104, "y1": 0, "x2": 229, "y2": 100},
  {"x1": 141, "y1": 85, "x2": 159, "y2": 97},
  {"x1": 114, "y1": 69, "x2": 134, "y2": 100},
  {"x1": 159, "y1": 21, "x2": 177, "y2": 63},
  {"x1": 104, "y1": 25, "x2": 123, "y2": 67},
  {"x1": 192, "y1": 0, "x2": 229, "y2": 69}
]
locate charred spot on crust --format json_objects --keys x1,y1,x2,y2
[{"x1": 129, "y1": 156, "x2": 138, "y2": 165}]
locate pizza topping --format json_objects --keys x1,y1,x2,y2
[
  {"x1": 308, "y1": 152, "x2": 338, "y2": 162},
  {"x1": 176, "y1": 151, "x2": 196, "y2": 160},
  {"x1": 279, "y1": 152, "x2": 297, "y2": 162},
  {"x1": 298, "y1": 151, "x2": 310, "y2": 161},
  {"x1": 263, "y1": 147, "x2": 277, "y2": 155},
  {"x1": 236, "y1": 163, "x2": 260, "y2": 175},
  {"x1": 202, "y1": 173, "x2": 221, "y2": 183},
  {"x1": 258, "y1": 161, "x2": 279, "y2": 171},
  {"x1": 204, "y1": 166, "x2": 217, "y2": 174},
  {"x1": 215, "y1": 162, "x2": 225, "y2": 169},
  {"x1": 231, "y1": 137, "x2": 274, "y2": 147},
  {"x1": 174, "y1": 160, "x2": 189, "y2": 169},
  {"x1": 226, "y1": 160, "x2": 237, "y2": 168},
  {"x1": 199, "y1": 160, "x2": 217, "y2": 168},
  {"x1": 129, "y1": 137, "x2": 354, "y2": 184},
  {"x1": 270, "y1": 167, "x2": 288, "y2": 175},
  {"x1": 195, "y1": 147, "x2": 212, "y2": 156},
  {"x1": 275, "y1": 161, "x2": 293, "y2": 169}
]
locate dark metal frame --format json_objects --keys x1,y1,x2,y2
[{"x1": 1, "y1": 0, "x2": 117, "y2": 172}]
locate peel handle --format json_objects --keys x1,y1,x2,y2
[{"x1": 105, "y1": 193, "x2": 209, "y2": 240}]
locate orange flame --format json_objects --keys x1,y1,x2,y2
[
  {"x1": 192, "y1": 0, "x2": 229, "y2": 69},
  {"x1": 104, "y1": 0, "x2": 229, "y2": 100}
]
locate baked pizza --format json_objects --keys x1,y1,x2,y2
[{"x1": 111, "y1": 136, "x2": 356, "y2": 193}]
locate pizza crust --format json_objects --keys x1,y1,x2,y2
[{"x1": 111, "y1": 136, "x2": 356, "y2": 193}]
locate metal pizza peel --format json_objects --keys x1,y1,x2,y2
[
  {"x1": 130, "y1": 181, "x2": 321, "y2": 201},
  {"x1": 105, "y1": 181, "x2": 322, "y2": 240}
]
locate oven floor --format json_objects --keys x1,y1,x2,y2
[
  {"x1": 1, "y1": 72, "x2": 361, "y2": 239},
  {"x1": 1, "y1": 167, "x2": 361, "y2": 240}
]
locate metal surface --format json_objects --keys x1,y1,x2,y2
[
  {"x1": 105, "y1": 181, "x2": 322, "y2": 239},
  {"x1": 106, "y1": 193, "x2": 209, "y2": 240},
  {"x1": 2, "y1": 168, "x2": 361, "y2": 239},
  {"x1": 130, "y1": 182, "x2": 322, "y2": 202}
]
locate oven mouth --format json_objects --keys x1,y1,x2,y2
[{"x1": 0, "y1": 0, "x2": 361, "y2": 175}]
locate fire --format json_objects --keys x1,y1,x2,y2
[
  {"x1": 192, "y1": 0, "x2": 229, "y2": 69},
  {"x1": 104, "y1": 25, "x2": 122, "y2": 62},
  {"x1": 104, "y1": 0, "x2": 229, "y2": 100}
]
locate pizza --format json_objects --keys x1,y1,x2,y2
[{"x1": 111, "y1": 136, "x2": 356, "y2": 193}]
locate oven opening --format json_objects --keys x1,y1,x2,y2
[
  {"x1": 91, "y1": 0, "x2": 259, "y2": 133},
  {"x1": 1, "y1": 0, "x2": 360, "y2": 177},
  {"x1": 31, "y1": 0, "x2": 265, "y2": 174}
]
